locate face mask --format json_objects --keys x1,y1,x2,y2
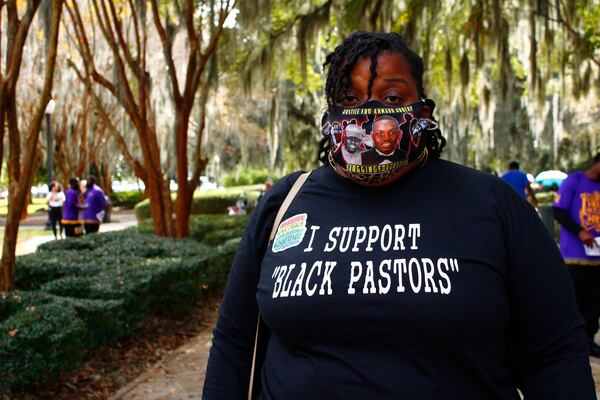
[{"x1": 321, "y1": 99, "x2": 438, "y2": 185}]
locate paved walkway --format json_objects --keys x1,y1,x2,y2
[
  {"x1": 8, "y1": 211, "x2": 137, "y2": 255},
  {"x1": 592, "y1": 358, "x2": 600, "y2": 396},
  {"x1": 109, "y1": 323, "x2": 214, "y2": 400},
  {"x1": 0, "y1": 210, "x2": 137, "y2": 256}
]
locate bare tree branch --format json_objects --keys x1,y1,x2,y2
[
  {"x1": 150, "y1": 0, "x2": 182, "y2": 103},
  {"x1": 127, "y1": 0, "x2": 142, "y2": 63},
  {"x1": 67, "y1": 59, "x2": 147, "y2": 182},
  {"x1": 107, "y1": 0, "x2": 143, "y2": 78}
]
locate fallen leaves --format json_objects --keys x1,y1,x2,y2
[{"x1": 7, "y1": 295, "x2": 221, "y2": 400}]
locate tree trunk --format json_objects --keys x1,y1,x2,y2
[
  {"x1": 142, "y1": 162, "x2": 174, "y2": 237},
  {"x1": 175, "y1": 110, "x2": 190, "y2": 237},
  {"x1": 145, "y1": 175, "x2": 167, "y2": 236},
  {"x1": 102, "y1": 162, "x2": 112, "y2": 198},
  {"x1": 20, "y1": 191, "x2": 31, "y2": 220},
  {"x1": 0, "y1": 198, "x2": 22, "y2": 291},
  {"x1": 0, "y1": 0, "x2": 62, "y2": 292}
]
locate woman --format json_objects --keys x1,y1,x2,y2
[
  {"x1": 61, "y1": 177, "x2": 83, "y2": 237},
  {"x1": 203, "y1": 32, "x2": 595, "y2": 399},
  {"x1": 46, "y1": 181, "x2": 65, "y2": 239}
]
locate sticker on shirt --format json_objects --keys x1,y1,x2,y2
[
  {"x1": 272, "y1": 213, "x2": 308, "y2": 253},
  {"x1": 580, "y1": 191, "x2": 600, "y2": 232}
]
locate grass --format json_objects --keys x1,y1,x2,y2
[
  {"x1": 0, "y1": 198, "x2": 48, "y2": 217},
  {"x1": 193, "y1": 185, "x2": 262, "y2": 199},
  {"x1": 147, "y1": 186, "x2": 263, "y2": 202}
]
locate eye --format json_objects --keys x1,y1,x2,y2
[
  {"x1": 340, "y1": 95, "x2": 360, "y2": 106},
  {"x1": 383, "y1": 95, "x2": 404, "y2": 105}
]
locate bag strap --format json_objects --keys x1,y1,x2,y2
[
  {"x1": 247, "y1": 317, "x2": 262, "y2": 400},
  {"x1": 248, "y1": 170, "x2": 311, "y2": 400},
  {"x1": 268, "y1": 171, "x2": 312, "y2": 241}
]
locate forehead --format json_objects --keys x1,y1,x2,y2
[
  {"x1": 349, "y1": 52, "x2": 416, "y2": 91},
  {"x1": 374, "y1": 118, "x2": 397, "y2": 128}
]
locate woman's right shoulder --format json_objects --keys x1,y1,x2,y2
[
  {"x1": 273, "y1": 171, "x2": 306, "y2": 191},
  {"x1": 261, "y1": 171, "x2": 305, "y2": 201},
  {"x1": 240, "y1": 171, "x2": 307, "y2": 248},
  {"x1": 252, "y1": 171, "x2": 306, "y2": 221}
]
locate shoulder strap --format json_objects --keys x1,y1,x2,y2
[
  {"x1": 268, "y1": 171, "x2": 312, "y2": 241},
  {"x1": 248, "y1": 170, "x2": 311, "y2": 400}
]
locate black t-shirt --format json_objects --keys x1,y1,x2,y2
[{"x1": 203, "y1": 160, "x2": 595, "y2": 399}]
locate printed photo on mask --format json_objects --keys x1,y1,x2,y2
[{"x1": 324, "y1": 101, "x2": 437, "y2": 167}]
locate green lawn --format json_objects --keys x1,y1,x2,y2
[
  {"x1": 193, "y1": 185, "x2": 262, "y2": 200},
  {"x1": 0, "y1": 198, "x2": 47, "y2": 217}
]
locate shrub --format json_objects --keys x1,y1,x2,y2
[
  {"x1": 1, "y1": 291, "x2": 129, "y2": 351},
  {"x1": 0, "y1": 303, "x2": 87, "y2": 390},
  {"x1": 52, "y1": 296, "x2": 128, "y2": 347},
  {"x1": 110, "y1": 190, "x2": 144, "y2": 209},
  {"x1": 223, "y1": 169, "x2": 280, "y2": 187},
  {"x1": 37, "y1": 230, "x2": 210, "y2": 258},
  {"x1": 134, "y1": 190, "x2": 259, "y2": 221},
  {"x1": 1, "y1": 230, "x2": 241, "y2": 391},
  {"x1": 0, "y1": 291, "x2": 55, "y2": 322},
  {"x1": 204, "y1": 227, "x2": 246, "y2": 246},
  {"x1": 138, "y1": 214, "x2": 250, "y2": 244},
  {"x1": 15, "y1": 250, "x2": 104, "y2": 290}
]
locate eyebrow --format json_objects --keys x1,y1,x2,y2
[{"x1": 382, "y1": 77, "x2": 409, "y2": 85}]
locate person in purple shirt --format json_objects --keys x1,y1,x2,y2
[
  {"x1": 553, "y1": 153, "x2": 600, "y2": 357},
  {"x1": 82, "y1": 176, "x2": 107, "y2": 234},
  {"x1": 501, "y1": 161, "x2": 539, "y2": 209},
  {"x1": 61, "y1": 177, "x2": 83, "y2": 237}
]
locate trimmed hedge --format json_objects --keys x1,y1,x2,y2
[
  {"x1": 0, "y1": 231, "x2": 240, "y2": 391},
  {"x1": 110, "y1": 190, "x2": 145, "y2": 209},
  {"x1": 223, "y1": 169, "x2": 280, "y2": 187},
  {"x1": 134, "y1": 190, "x2": 259, "y2": 221},
  {"x1": 138, "y1": 214, "x2": 250, "y2": 245},
  {"x1": 0, "y1": 302, "x2": 87, "y2": 390}
]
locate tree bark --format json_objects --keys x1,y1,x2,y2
[
  {"x1": 67, "y1": 0, "x2": 232, "y2": 238},
  {"x1": 0, "y1": 0, "x2": 63, "y2": 292},
  {"x1": 175, "y1": 109, "x2": 190, "y2": 237},
  {"x1": 68, "y1": 0, "x2": 176, "y2": 237}
]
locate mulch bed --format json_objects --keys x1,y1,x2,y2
[{"x1": 3, "y1": 295, "x2": 221, "y2": 400}]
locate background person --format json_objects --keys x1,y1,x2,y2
[
  {"x1": 257, "y1": 178, "x2": 273, "y2": 204},
  {"x1": 46, "y1": 181, "x2": 65, "y2": 240},
  {"x1": 81, "y1": 176, "x2": 107, "y2": 234},
  {"x1": 203, "y1": 32, "x2": 595, "y2": 399},
  {"x1": 553, "y1": 153, "x2": 600, "y2": 357},
  {"x1": 501, "y1": 161, "x2": 539, "y2": 209},
  {"x1": 61, "y1": 177, "x2": 83, "y2": 237}
]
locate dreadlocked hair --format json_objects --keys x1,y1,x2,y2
[{"x1": 318, "y1": 31, "x2": 446, "y2": 164}]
